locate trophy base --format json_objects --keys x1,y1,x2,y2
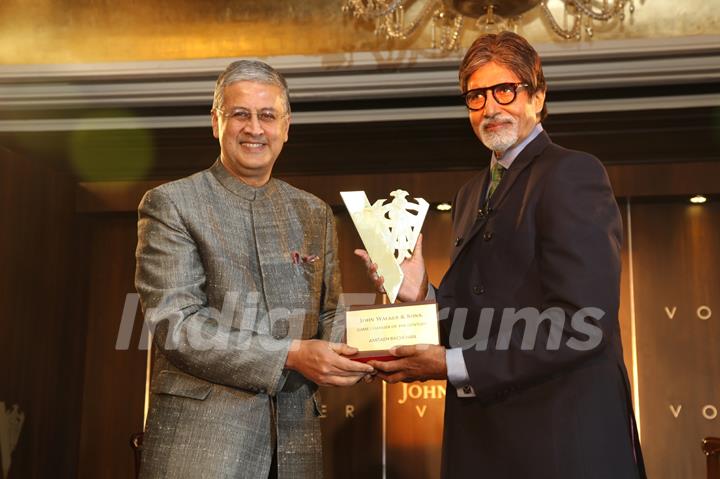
[
  {"x1": 349, "y1": 351, "x2": 396, "y2": 363},
  {"x1": 345, "y1": 300, "x2": 440, "y2": 362}
]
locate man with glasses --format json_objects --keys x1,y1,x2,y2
[
  {"x1": 135, "y1": 60, "x2": 373, "y2": 478},
  {"x1": 357, "y1": 32, "x2": 646, "y2": 478}
]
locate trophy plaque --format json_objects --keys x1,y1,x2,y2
[{"x1": 341, "y1": 190, "x2": 439, "y2": 361}]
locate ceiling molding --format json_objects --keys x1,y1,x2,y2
[
  {"x1": 1, "y1": 93, "x2": 719, "y2": 132},
  {"x1": 0, "y1": 36, "x2": 718, "y2": 112},
  {"x1": 1, "y1": 35, "x2": 718, "y2": 81}
]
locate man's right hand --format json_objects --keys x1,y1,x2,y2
[
  {"x1": 285, "y1": 339, "x2": 374, "y2": 387},
  {"x1": 354, "y1": 233, "x2": 428, "y2": 302}
]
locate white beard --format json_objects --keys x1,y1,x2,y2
[{"x1": 479, "y1": 115, "x2": 519, "y2": 154}]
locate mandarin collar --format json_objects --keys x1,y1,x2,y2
[{"x1": 210, "y1": 159, "x2": 276, "y2": 201}]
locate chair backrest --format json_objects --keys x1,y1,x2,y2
[{"x1": 704, "y1": 437, "x2": 720, "y2": 479}]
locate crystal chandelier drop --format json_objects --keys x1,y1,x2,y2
[{"x1": 343, "y1": 0, "x2": 637, "y2": 51}]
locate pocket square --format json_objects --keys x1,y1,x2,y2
[{"x1": 291, "y1": 251, "x2": 320, "y2": 264}]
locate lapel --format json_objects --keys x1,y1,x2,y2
[
  {"x1": 487, "y1": 131, "x2": 550, "y2": 211},
  {"x1": 450, "y1": 170, "x2": 488, "y2": 264},
  {"x1": 449, "y1": 131, "x2": 551, "y2": 267}
]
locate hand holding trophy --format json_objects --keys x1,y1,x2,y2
[
  {"x1": 342, "y1": 190, "x2": 440, "y2": 362},
  {"x1": 355, "y1": 233, "x2": 428, "y2": 303}
]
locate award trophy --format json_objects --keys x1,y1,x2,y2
[{"x1": 341, "y1": 190, "x2": 440, "y2": 362}]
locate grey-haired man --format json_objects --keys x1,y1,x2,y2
[{"x1": 135, "y1": 60, "x2": 372, "y2": 478}]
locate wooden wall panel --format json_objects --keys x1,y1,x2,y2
[
  {"x1": 386, "y1": 380, "x2": 446, "y2": 479},
  {"x1": 618, "y1": 202, "x2": 636, "y2": 402},
  {"x1": 76, "y1": 160, "x2": 720, "y2": 214},
  {"x1": 319, "y1": 212, "x2": 383, "y2": 478},
  {"x1": 384, "y1": 211, "x2": 452, "y2": 478},
  {"x1": 30, "y1": 170, "x2": 713, "y2": 479},
  {"x1": 631, "y1": 200, "x2": 720, "y2": 478},
  {"x1": 335, "y1": 210, "x2": 453, "y2": 478},
  {"x1": 76, "y1": 214, "x2": 147, "y2": 479},
  {"x1": 7, "y1": 107, "x2": 719, "y2": 184},
  {"x1": 318, "y1": 380, "x2": 383, "y2": 479},
  {"x1": 319, "y1": 210, "x2": 453, "y2": 479},
  {"x1": 0, "y1": 148, "x2": 84, "y2": 479}
]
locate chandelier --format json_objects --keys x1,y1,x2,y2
[{"x1": 343, "y1": 0, "x2": 637, "y2": 50}]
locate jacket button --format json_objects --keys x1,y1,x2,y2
[
  {"x1": 472, "y1": 285, "x2": 485, "y2": 295},
  {"x1": 483, "y1": 231, "x2": 493, "y2": 241},
  {"x1": 454, "y1": 237, "x2": 464, "y2": 247},
  {"x1": 477, "y1": 209, "x2": 485, "y2": 219},
  {"x1": 272, "y1": 319, "x2": 290, "y2": 339}
]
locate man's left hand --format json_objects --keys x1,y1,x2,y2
[{"x1": 368, "y1": 344, "x2": 447, "y2": 383}]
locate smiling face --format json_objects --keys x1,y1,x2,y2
[
  {"x1": 211, "y1": 81, "x2": 290, "y2": 186},
  {"x1": 466, "y1": 61, "x2": 545, "y2": 157}
]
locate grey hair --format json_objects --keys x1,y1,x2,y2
[{"x1": 212, "y1": 60, "x2": 291, "y2": 114}]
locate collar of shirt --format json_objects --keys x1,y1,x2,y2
[{"x1": 490, "y1": 123, "x2": 544, "y2": 171}]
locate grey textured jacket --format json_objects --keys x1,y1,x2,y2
[{"x1": 135, "y1": 160, "x2": 343, "y2": 478}]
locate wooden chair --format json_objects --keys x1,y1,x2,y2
[
  {"x1": 130, "y1": 432, "x2": 144, "y2": 479},
  {"x1": 704, "y1": 437, "x2": 720, "y2": 479}
]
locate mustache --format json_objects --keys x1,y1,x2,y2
[
  {"x1": 481, "y1": 114, "x2": 516, "y2": 129},
  {"x1": 238, "y1": 136, "x2": 267, "y2": 143}
]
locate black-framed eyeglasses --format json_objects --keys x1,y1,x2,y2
[{"x1": 461, "y1": 82, "x2": 529, "y2": 111}]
